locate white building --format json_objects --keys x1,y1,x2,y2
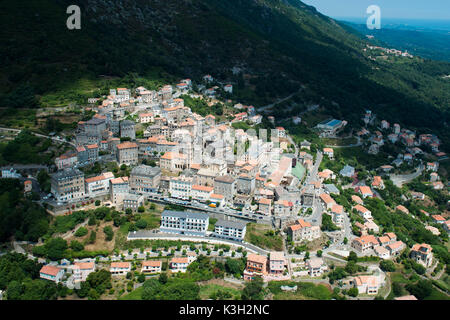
[
  {"x1": 109, "y1": 176, "x2": 129, "y2": 205},
  {"x1": 170, "y1": 257, "x2": 189, "y2": 273},
  {"x1": 110, "y1": 262, "x2": 131, "y2": 275},
  {"x1": 72, "y1": 262, "x2": 95, "y2": 282},
  {"x1": 85, "y1": 172, "x2": 114, "y2": 197},
  {"x1": 307, "y1": 258, "x2": 327, "y2": 277},
  {"x1": 141, "y1": 261, "x2": 162, "y2": 274},
  {"x1": 160, "y1": 210, "x2": 209, "y2": 236},
  {"x1": 169, "y1": 176, "x2": 193, "y2": 200},
  {"x1": 213, "y1": 220, "x2": 247, "y2": 242}
]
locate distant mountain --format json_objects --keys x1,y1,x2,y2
[
  {"x1": 0, "y1": 0, "x2": 449, "y2": 148},
  {"x1": 342, "y1": 21, "x2": 450, "y2": 62}
]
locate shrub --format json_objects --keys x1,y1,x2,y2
[
  {"x1": 135, "y1": 219, "x2": 148, "y2": 229},
  {"x1": 347, "y1": 287, "x2": 358, "y2": 297},
  {"x1": 379, "y1": 260, "x2": 396, "y2": 272},
  {"x1": 103, "y1": 226, "x2": 114, "y2": 241},
  {"x1": 74, "y1": 227, "x2": 88, "y2": 237}
]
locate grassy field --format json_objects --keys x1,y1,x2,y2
[
  {"x1": 119, "y1": 286, "x2": 144, "y2": 300},
  {"x1": 198, "y1": 283, "x2": 242, "y2": 300},
  {"x1": 322, "y1": 137, "x2": 357, "y2": 146},
  {"x1": 244, "y1": 223, "x2": 283, "y2": 251},
  {"x1": 424, "y1": 287, "x2": 450, "y2": 300},
  {"x1": 268, "y1": 281, "x2": 332, "y2": 300}
]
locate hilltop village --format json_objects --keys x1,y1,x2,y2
[{"x1": 0, "y1": 74, "x2": 448, "y2": 301}]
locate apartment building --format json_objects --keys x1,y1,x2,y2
[
  {"x1": 213, "y1": 175, "x2": 235, "y2": 202},
  {"x1": 84, "y1": 117, "x2": 106, "y2": 137},
  {"x1": 109, "y1": 176, "x2": 129, "y2": 205},
  {"x1": 116, "y1": 141, "x2": 138, "y2": 165},
  {"x1": 288, "y1": 219, "x2": 321, "y2": 243},
  {"x1": 130, "y1": 165, "x2": 161, "y2": 194},
  {"x1": 55, "y1": 151, "x2": 78, "y2": 170},
  {"x1": 141, "y1": 261, "x2": 162, "y2": 274},
  {"x1": 110, "y1": 262, "x2": 131, "y2": 275},
  {"x1": 351, "y1": 235, "x2": 379, "y2": 254},
  {"x1": 274, "y1": 200, "x2": 294, "y2": 216},
  {"x1": 169, "y1": 176, "x2": 193, "y2": 200},
  {"x1": 120, "y1": 120, "x2": 136, "y2": 139},
  {"x1": 410, "y1": 243, "x2": 433, "y2": 268},
  {"x1": 236, "y1": 173, "x2": 255, "y2": 194},
  {"x1": 213, "y1": 220, "x2": 247, "y2": 242},
  {"x1": 51, "y1": 168, "x2": 85, "y2": 202},
  {"x1": 84, "y1": 172, "x2": 114, "y2": 197},
  {"x1": 123, "y1": 193, "x2": 145, "y2": 212},
  {"x1": 353, "y1": 276, "x2": 379, "y2": 295},
  {"x1": 307, "y1": 258, "x2": 327, "y2": 277},
  {"x1": 160, "y1": 152, "x2": 189, "y2": 173},
  {"x1": 72, "y1": 262, "x2": 95, "y2": 282},
  {"x1": 269, "y1": 251, "x2": 286, "y2": 276},
  {"x1": 191, "y1": 184, "x2": 213, "y2": 202},
  {"x1": 86, "y1": 144, "x2": 99, "y2": 162},
  {"x1": 244, "y1": 253, "x2": 267, "y2": 281},
  {"x1": 170, "y1": 257, "x2": 189, "y2": 273},
  {"x1": 160, "y1": 210, "x2": 209, "y2": 236},
  {"x1": 258, "y1": 198, "x2": 272, "y2": 215},
  {"x1": 319, "y1": 193, "x2": 336, "y2": 211}
]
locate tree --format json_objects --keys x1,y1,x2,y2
[
  {"x1": 45, "y1": 238, "x2": 68, "y2": 261},
  {"x1": 138, "y1": 274, "x2": 146, "y2": 283},
  {"x1": 392, "y1": 282, "x2": 406, "y2": 297},
  {"x1": 70, "y1": 240, "x2": 84, "y2": 252},
  {"x1": 158, "y1": 272, "x2": 168, "y2": 284},
  {"x1": 347, "y1": 287, "x2": 358, "y2": 297},
  {"x1": 74, "y1": 227, "x2": 88, "y2": 237},
  {"x1": 137, "y1": 206, "x2": 145, "y2": 213},
  {"x1": 348, "y1": 251, "x2": 358, "y2": 263},
  {"x1": 6, "y1": 280, "x2": 23, "y2": 300},
  {"x1": 241, "y1": 277, "x2": 264, "y2": 300},
  {"x1": 95, "y1": 200, "x2": 101, "y2": 206},
  {"x1": 304, "y1": 252, "x2": 310, "y2": 261},
  {"x1": 86, "y1": 269, "x2": 112, "y2": 296},
  {"x1": 405, "y1": 280, "x2": 432, "y2": 300},
  {"x1": 125, "y1": 208, "x2": 133, "y2": 215},
  {"x1": 411, "y1": 261, "x2": 426, "y2": 275},
  {"x1": 103, "y1": 226, "x2": 114, "y2": 241},
  {"x1": 379, "y1": 260, "x2": 396, "y2": 272},
  {"x1": 225, "y1": 258, "x2": 245, "y2": 276},
  {"x1": 88, "y1": 231, "x2": 96, "y2": 244},
  {"x1": 317, "y1": 250, "x2": 323, "y2": 257},
  {"x1": 135, "y1": 219, "x2": 148, "y2": 229},
  {"x1": 142, "y1": 278, "x2": 162, "y2": 300}
]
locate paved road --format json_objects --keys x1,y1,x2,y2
[
  {"x1": 324, "y1": 136, "x2": 362, "y2": 149},
  {"x1": 146, "y1": 192, "x2": 271, "y2": 224},
  {"x1": 257, "y1": 88, "x2": 303, "y2": 114},
  {"x1": 127, "y1": 231, "x2": 270, "y2": 255},
  {"x1": 0, "y1": 126, "x2": 75, "y2": 147},
  {"x1": 389, "y1": 164, "x2": 424, "y2": 187}
]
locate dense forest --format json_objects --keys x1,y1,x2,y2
[{"x1": 0, "y1": 179, "x2": 50, "y2": 242}]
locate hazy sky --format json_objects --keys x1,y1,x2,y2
[{"x1": 301, "y1": 0, "x2": 450, "y2": 20}]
